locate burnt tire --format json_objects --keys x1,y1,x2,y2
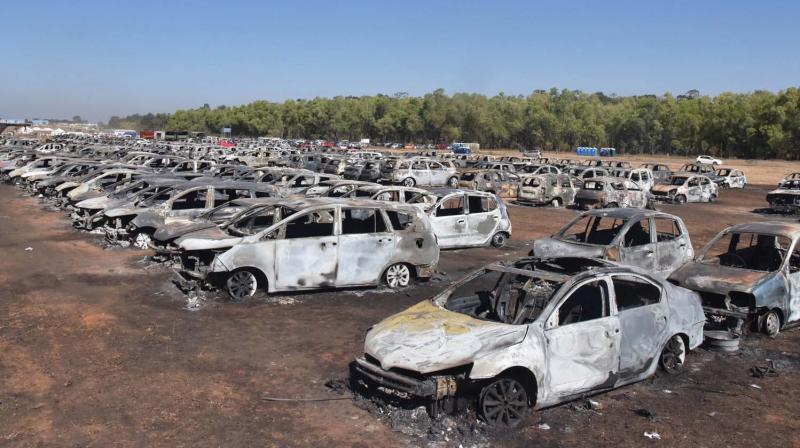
[
  {"x1": 479, "y1": 377, "x2": 530, "y2": 427},
  {"x1": 675, "y1": 195, "x2": 687, "y2": 204},
  {"x1": 402, "y1": 177, "x2": 416, "y2": 187},
  {"x1": 606, "y1": 202, "x2": 618, "y2": 208},
  {"x1": 384, "y1": 263, "x2": 411, "y2": 288},
  {"x1": 659, "y1": 334, "x2": 686, "y2": 375},
  {"x1": 709, "y1": 194, "x2": 717, "y2": 203},
  {"x1": 763, "y1": 310, "x2": 781, "y2": 338},
  {"x1": 132, "y1": 231, "x2": 153, "y2": 250},
  {"x1": 491, "y1": 232, "x2": 507, "y2": 248},
  {"x1": 226, "y1": 269, "x2": 259, "y2": 301}
]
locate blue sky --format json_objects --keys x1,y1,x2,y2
[{"x1": 2, "y1": 0, "x2": 798, "y2": 122}]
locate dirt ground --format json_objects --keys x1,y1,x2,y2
[{"x1": 1, "y1": 181, "x2": 799, "y2": 447}]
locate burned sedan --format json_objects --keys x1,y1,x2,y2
[
  {"x1": 458, "y1": 169, "x2": 521, "y2": 198},
  {"x1": 651, "y1": 174, "x2": 718, "y2": 204},
  {"x1": 531, "y1": 208, "x2": 693, "y2": 276},
  {"x1": 516, "y1": 173, "x2": 577, "y2": 207},
  {"x1": 766, "y1": 178, "x2": 800, "y2": 213},
  {"x1": 574, "y1": 177, "x2": 650, "y2": 210},
  {"x1": 352, "y1": 257, "x2": 704, "y2": 426},
  {"x1": 174, "y1": 198, "x2": 439, "y2": 299},
  {"x1": 669, "y1": 222, "x2": 800, "y2": 337}
]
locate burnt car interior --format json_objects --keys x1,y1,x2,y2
[
  {"x1": 702, "y1": 232, "x2": 793, "y2": 272},
  {"x1": 441, "y1": 259, "x2": 611, "y2": 326},
  {"x1": 561, "y1": 215, "x2": 627, "y2": 245}
]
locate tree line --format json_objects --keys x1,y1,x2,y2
[{"x1": 107, "y1": 87, "x2": 800, "y2": 159}]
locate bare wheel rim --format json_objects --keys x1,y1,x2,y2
[
  {"x1": 551, "y1": 198, "x2": 560, "y2": 207},
  {"x1": 492, "y1": 232, "x2": 506, "y2": 247},
  {"x1": 403, "y1": 178, "x2": 415, "y2": 187},
  {"x1": 227, "y1": 271, "x2": 257, "y2": 300},
  {"x1": 385, "y1": 264, "x2": 410, "y2": 288},
  {"x1": 765, "y1": 311, "x2": 780, "y2": 336},
  {"x1": 480, "y1": 378, "x2": 528, "y2": 427},
  {"x1": 660, "y1": 335, "x2": 686, "y2": 374},
  {"x1": 448, "y1": 177, "x2": 458, "y2": 187},
  {"x1": 133, "y1": 232, "x2": 151, "y2": 250}
]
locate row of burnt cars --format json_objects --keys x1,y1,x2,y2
[
  {"x1": 0, "y1": 142, "x2": 514, "y2": 300},
  {"x1": 2, "y1": 139, "x2": 797, "y2": 430},
  {"x1": 263, "y1": 149, "x2": 745, "y2": 210}
]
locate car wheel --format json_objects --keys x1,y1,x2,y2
[
  {"x1": 763, "y1": 310, "x2": 781, "y2": 337},
  {"x1": 659, "y1": 334, "x2": 686, "y2": 375},
  {"x1": 384, "y1": 263, "x2": 411, "y2": 288},
  {"x1": 675, "y1": 195, "x2": 687, "y2": 204},
  {"x1": 709, "y1": 194, "x2": 717, "y2": 203},
  {"x1": 402, "y1": 177, "x2": 416, "y2": 187},
  {"x1": 132, "y1": 231, "x2": 152, "y2": 250},
  {"x1": 606, "y1": 202, "x2": 618, "y2": 208},
  {"x1": 491, "y1": 232, "x2": 507, "y2": 248},
  {"x1": 551, "y1": 198, "x2": 561, "y2": 208},
  {"x1": 226, "y1": 270, "x2": 259, "y2": 301},
  {"x1": 448, "y1": 177, "x2": 459, "y2": 187},
  {"x1": 479, "y1": 377, "x2": 530, "y2": 427}
]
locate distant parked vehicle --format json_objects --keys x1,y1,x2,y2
[
  {"x1": 641, "y1": 163, "x2": 672, "y2": 184},
  {"x1": 574, "y1": 177, "x2": 651, "y2": 210},
  {"x1": 696, "y1": 155, "x2": 722, "y2": 165}
]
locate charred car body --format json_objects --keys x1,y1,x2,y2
[
  {"x1": 458, "y1": 169, "x2": 521, "y2": 199},
  {"x1": 651, "y1": 174, "x2": 718, "y2": 204},
  {"x1": 516, "y1": 173, "x2": 577, "y2": 207},
  {"x1": 574, "y1": 177, "x2": 650, "y2": 210},
  {"x1": 532, "y1": 208, "x2": 693, "y2": 276},
  {"x1": 352, "y1": 257, "x2": 704, "y2": 426},
  {"x1": 766, "y1": 178, "x2": 800, "y2": 213},
  {"x1": 669, "y1": 222, "x2": 800, "y2": 337},
  {"x1": 428, "y1": 189, "x2": 512, "y2": 249},
  {"x1": 173, "y1": 198, "x2": 439, "y2": 299}
]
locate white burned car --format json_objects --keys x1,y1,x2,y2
[
  {"x1": 427, "y1": 189, "x2": 512, "y2": 248},
  {"x1": 715, "y1": 168, "x2": 746, "y2": 189},
  {"x1": 651, "y1": 174, "x2": 718, "y2": 204},
  {"x1": 352, "y1": 257, "x2": 704, "y2": 426},
  {"x1": 380, "y1": 158, "x2": 459, "y2": 188},
  {"x1": 532, "y1": 208, "x2": 694, "y2": 276},
  {"x1": 574, "y1": 177, "x2": 650, "y2": 210},
  {"x1": 174, "y1": 198, "x2": 439, "y2": 299}
]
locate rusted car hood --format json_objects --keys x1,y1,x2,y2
[
  {"x1": 668, "y1": 262, "x2": 769, "y2": 294},
  {"x1": 175, "y1": 227, "x2": 243, "y2": 250},
  {"x1": 533, "y1": 238, "x2": 606, "y2": 259},
  {"x1": 365, "y1": 301, "x2": 528, "y2": 374},
  {"x1": 154, "y1": 221, "x2": 217, "y2": 242}
]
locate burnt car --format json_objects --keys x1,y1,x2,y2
[
  {"x1": 516, "y1": 173, "x2": 578, "y2": 207},
  {"x1": 104, "y1": 182, "x2": 276, "y2": 249},
  {"x1": 380, "y1": 158, "x2": 459, "y2": 188},
  {"x1": 352, "y1": 257, "x2": 704, "y2": 426},
  {"x1": 678, "y1": 163, "x2": 723, "y2": 185},
  {"x1": 766, "y1": 178, "x2": 800, "y2": 213},
  {"x1": 715, "y1": 168, "x2": 746, "y2": 189},
  {"x1": 651, "y1": 174, "x2": 717, "y2": 204},
  {"x1": 428, "y1": 189, "x2": 512, "y2": 249},
  {"x1": 532, "y1": 208, "x2": 693, "y2": 276},
  {"x1": 173, "y1": 198, "x2": 439, "y2": 299},
  {"x1": 641, "y1": 163, "x2": 672, "y2": 184},
  {"x1": 669, "y1": 222, "x2": 800, "y2": 337},
  {"x1": 574, "y1": 177, "x2": 650, "y2": 210},
  {"x1": 458, "y1": 169, "x2": 521, "y2": 199}
]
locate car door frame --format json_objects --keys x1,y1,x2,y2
[{"x1": 542, "y1": 276, "x2": 621, "y2": 397}]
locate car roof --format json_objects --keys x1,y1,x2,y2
[
  {"x1": 580, "y1": 207, "x2": 677, "y2": 220},
  {"x1": 725, "y1": 221, "x2": 800, "y2": 238}
]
